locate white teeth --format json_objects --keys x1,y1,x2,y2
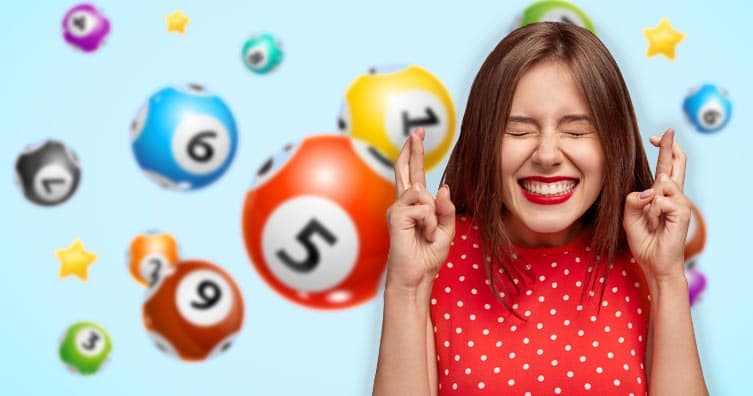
[{"x1": 522, "y1": 180, "x2": 576, "y2": 196}]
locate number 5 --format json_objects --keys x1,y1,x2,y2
[{"x1": 276, "y1": 219, "x2": 337, "y2": 272}]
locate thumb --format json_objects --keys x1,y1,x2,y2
[
  {"x1": 435, "y1": 184, "x2": 456, "y2": 236},
  {"x1": 624, "y1": 188, "x2": 654, "y2": 223}
]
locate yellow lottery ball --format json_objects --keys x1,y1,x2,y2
[{"x1": 338, "y1": 65, "x2": 456, "y2": 171}]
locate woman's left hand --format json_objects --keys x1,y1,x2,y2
[{"x1": 623, "y1": 128, "x2": 692, "y2": 282}]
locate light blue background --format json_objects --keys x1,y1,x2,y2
[{"x1": 1, "y1": 0, "x2": 750, "y2": 394}]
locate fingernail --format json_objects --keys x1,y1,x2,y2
[{"x1": 639, "y1": 188, "x2": 654, "y2": 199}]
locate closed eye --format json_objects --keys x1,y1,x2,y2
[
  {"x1": 504, "y1": 131, "x2": 536, "y2": 137},
  {"x1": 562, "y1": 131, "x2": 593, "y2": 137}
]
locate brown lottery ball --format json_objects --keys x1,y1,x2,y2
[{"x1": 142, "y1": 259, "x2": 244, "y2": 361}]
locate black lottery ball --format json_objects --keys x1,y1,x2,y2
[{"x1": 15, "y1": 140, "x2": 81, "y2": 206}]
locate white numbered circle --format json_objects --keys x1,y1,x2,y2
[
  {"x1": 75, "y1": 327, "x2": 106, "y2": 356},
  {"x1": 697, "y1": 99, "x2": 727, "y2": 130},
  {"x1": 207, "y1": 332, "x2": 238, "y2": 358},
  {"x1": 686, "y1": 209, "x2": 697, "y2": 244},
  {"x1": 538, "y1": 8, "x2": 586, "y2": 27},
  {"x1": 384, "y1": 90, "x2": 448, "y2": 154},
  {"x1": 178, "y1": 84, "x2": 213, "y2": 97},
  {"x1": 252, "y1": 141, "x2": 300, "y2": 189},
  {"x1": 337, "y1": 102, "x2": 351, "y2": 133},
  {"x1": 147, "y1": 331, "x2": 178, "y2": 357},
  {"x1": 66, "y1": 10, "x2": 98, "y2": 38},
  {"x1": 140, "y1": 253, "x2": 170, "y2": 286},
  {"x1": 172, "y1": 114, "x2": 231, "y2": 175},
  {"x1": 244, "y1": 41, "x2": 271, "y2": 70},
  {"x1": 144, "y1": 170, "x2": 191, "y2": 191},
  {"x1": 130, "y1": 104, "x2": 149, "y2": 142},
  {"x1": 262, "y1": 196, "x2": 359, "y2": 292},
  {"x1": 33, "y1": 164, "x2": 74, "y2": 202},
  {"x1": 175, "y1": 270, "x2": 233, "y2": 327}
]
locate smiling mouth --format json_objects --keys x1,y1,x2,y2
[{"x1": 518, "y1": 179, "x2": 579, "y2": 197}]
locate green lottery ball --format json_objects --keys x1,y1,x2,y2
[
  {"x1": 58, "y1": 321, "x2": 112, "y2": 375},
  {"x1": 241, "y1": 33, "x2": 283, "y2": 74},
  {"x1": 518, "y1": 0, "x2": 595, "y2": 34}
]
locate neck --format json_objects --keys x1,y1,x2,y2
[{"x1": 503, "y1": 216, "x2": 586, "y2": 249}]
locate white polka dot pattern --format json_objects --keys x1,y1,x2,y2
[{"x1": 430, "y1": 217, "x2": 650, "y2": 395}]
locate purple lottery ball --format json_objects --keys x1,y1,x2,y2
[
  {"x1": 685, "y1": 265, "x2": 707, "y2": 307},
  {"x1": 62, "y1": 4, "x2": 110, "y2": 53}
]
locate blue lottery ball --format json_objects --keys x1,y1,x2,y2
[
  {"x1": 131, "y1": 84, "x2": 238, "y2": 190},
  {"x1": 682, "y1": 84, "x2": 732, "y2": 134}
]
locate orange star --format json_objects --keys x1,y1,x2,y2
[
  {"x1": 643, "y1": 18, "x2": 685, "y2": 60},
  {"x1": 55, "y1": 238, "x2": 97, "y2": 281}
]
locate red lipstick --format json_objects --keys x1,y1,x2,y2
[{"x1": 518, "y1": 177, "x2": 578, "y2": 205}]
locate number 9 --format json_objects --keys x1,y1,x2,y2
[{"x1": 176, "y1": 269, "x2": 234, "y2": 326}]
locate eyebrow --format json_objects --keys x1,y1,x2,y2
[{"x1": 506, "y1": 115, "x2": 593, "y2": 128}]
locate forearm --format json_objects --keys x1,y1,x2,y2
[
  {"x1": 647, "y1": 272, "x2": 708, "y2": 396},
  {"x1": 373, "y1": 279, "x2": 434, "y2": 396}
]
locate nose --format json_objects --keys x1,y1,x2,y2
[{"x1": 531, "y1": 131, "x2": 564, "y2": 168}]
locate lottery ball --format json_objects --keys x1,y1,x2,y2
[
  {"x1": 684, "y1": 201, "x2": 707, "y2": 306},
  {"x1": 131, "y1": 84, "x2": 238, "y2": 190},
  {"x1": 62, "y1": 4, "x2": 111, "y2": 53},
  {"x1": 686, "y1": 265, "x2": 707, "y2": 307},
  {"x1": 15, "y1": 140, "x2": 81, "y2": 206},
  {"x1": 683, "y1": 83, "x2": 732, "y2": 133},
  {"x1": 142, "y1": 259, "x2": 244, "y2": 361},
  {"x1": 684, "y1": 201, "x2": 707, "y2": 264},
  {"x1": 514, "y1": 0, "x2": 595, "y2": 34},
  {"x1": 241, "y1": 33, "x2": 283, "y2": 74},
  {"x1": 59, "y1": 321, "x2": 112, "y2": 375},
  {"x1": 242, "y1": 134, "x2": 395, "y2": 310},
  {"x1": 338, "y1": 64, "x2": 456, "y2": 171},
  {"x1": 127, "y1": 231, "x2": 180, "y2": 287}
]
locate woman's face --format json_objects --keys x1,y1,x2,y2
[{"x1": 500, "y1": 60, "x2": 605, "y2": 248}]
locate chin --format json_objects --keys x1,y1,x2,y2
[
  {"x1": 525, "y1": 223, "x2": 572, "y2": 235},
  {"x1": 521, "y1": 215, "x2": 578, "y2": 235}
]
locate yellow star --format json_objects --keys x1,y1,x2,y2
[
  {"x1": 643, "y1": 18, "x2": 685, "y2": 60},
  {"x1": 55, "y1": 238, "x2": 97, "y2": 281},
  {"x1": 165, "y1": 10, "x2": 190, "y2": 35}
]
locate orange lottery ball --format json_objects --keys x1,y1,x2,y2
[
  {"x1": 127, "y1": 232, "x2": 179, "y2": 287},
  {"x1": 142, "y1": 259, "x2": 244, "y2": 361},
  {"x1": 684, "y1": 201, "x2": 707, "y2": 264},
  {"x1": 242, "y1": 134, "x2": 395, "y2": 310}
]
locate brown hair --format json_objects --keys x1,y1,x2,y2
[{"x1": 441, "y1": 22, "x2": 654, "y2": 311}]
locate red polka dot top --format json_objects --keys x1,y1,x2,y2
[{"x1": 430, "y1": 216, "x2": 651, "y2": 395}]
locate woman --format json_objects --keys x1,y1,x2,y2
[{"x1": 373, "y1": 22, "x2": 707, "y2": 395}]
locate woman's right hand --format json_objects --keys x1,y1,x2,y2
[{"x1": 385, "y1": 127, "x2": 456, "y2": 292}]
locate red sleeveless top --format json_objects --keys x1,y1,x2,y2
[{"x1": 430, "y1": 216, "x2": 651, "y2": 395}]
